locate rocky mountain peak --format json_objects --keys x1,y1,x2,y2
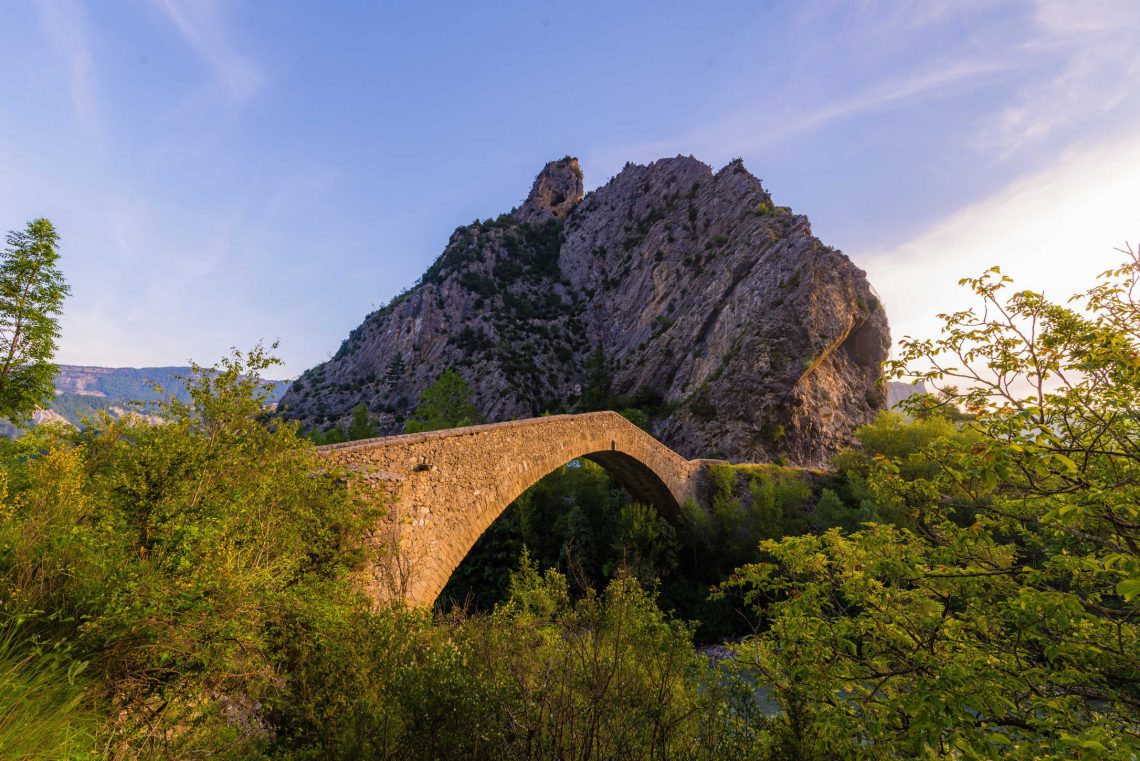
[
  {"x1": 515, "y1": 156, "x2": 584, "y2": 224},
  {"x1": 280, "y1": 155, "x2": 891, "y2": 467}
]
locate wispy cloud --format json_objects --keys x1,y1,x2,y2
[
  {"x1": 591, "y1": 0, "x2": 1140, "y2": 182},
  {"x1": 590, "y1": 57, "x2": 1005, "y2": 180},
  {"x1": 745, "y1": 59, "x2": 1003, "y2": 147},
  {"x1": 801, "y1": 0, "x2": 998, "y2": 43},
  {"x1": 34, "y1": 0, "x2": 97, "y2": 130},
  {"x1": 151, "y1": 0, "x2": 263, "y2": 100},
  {"x1": 981, "y1": 0, "x2": 1140, "y2": 156}
]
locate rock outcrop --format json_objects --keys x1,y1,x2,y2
[
  {"x1": 514, "y1": 156, "x2": 584, "y2": 224},
  {"x1": 279, "y1": 156, "x2": 891, "y2": 466}
]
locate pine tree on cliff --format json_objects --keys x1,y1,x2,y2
[
  {"x1": 404, "y1": 369, "x2": 482, "y2": 433},
  {"x1": 580, "y1": 345, "x2": 613, "y2": 412}
]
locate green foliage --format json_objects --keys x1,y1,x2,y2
[
  {"x1": 811, "y1": 486, "x2": 869, "y2": 533},
  {"x1": 760, "y1": 421, "x2": 785, "y2": 442},
  {"x1": 727, "y1": 247, "x2": 1140, "y2": 757},
  {"x1": 306, "y1": 425, "x2": 347, "y2": 445},
  {"x1": 443, "y1": 456, "x2": 802, "y2": 643},
  {"x1": 748, "y1": 472, "x2": 784, "y2": 539},
  {"x1": 854, "y1": 409, "x2": 968, "y2": 469},
  {"x1": 0, "y1": 345, "x2": 373, "y2": 757},
  {"x1": 483, "y1": 563, "x2": 765, "y2": 760},
  {"x1": 346, "y1": 402, "x2": 377, "y2": 440},
  {"x1": 0, "y1": 343, "x2": 789, "y2": 758},
  {"x1": 279, "y1": 561, "x2": 771, "y2": 760},
  {"x1": 0, "y1": 218, "x2": 70, "y2": 423},
  {"x1": 443, "y1": 461, "x2": 627, "y2": 606},
  {"x1": 437, "y1": 500, "x2": 527, "y2": 610},
  {"x1": 694, "y1": 464, "x2": 814, "y2": 575},
  {"x1": 404, "y1": 368, "x2": 482, "y2": 433},
  {"x1": 382, "y1": 355, "x2": 406, "y2": 388},
  {"x1": 579, "y1": 345, "x2": 613, "y2": 411},
  {"x1": 0, "y1": 621, "x2": 95, "y2": 759},
  {"x1": 268, "y1": 603, "x2": 508, "y2": 760},
  {"x1": 816, "y1": 409, "x2": 982, "y2": 532},
  {"x1": 612, "y1": 502, "x2": 679, "y2": 585},
  {"x1": 14, "y1": 242, "x2": 1140, "y2": 757},
  {"x1": 618, "y1": 406, "x2": 650, "y2": 431},
  {"x1": 309, "y1": 402, "x2": 380, "y2": 445}
]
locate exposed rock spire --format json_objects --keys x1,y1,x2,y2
[{"x1": 514, "y1": 156, "x2": 584, "y2": 224}]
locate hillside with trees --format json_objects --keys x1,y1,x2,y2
[{"x1": 0, "y1": 365, "x2": 291, "y2": 437}]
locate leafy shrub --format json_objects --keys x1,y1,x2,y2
[
  {"x1": 0, "y1": 346, "x2": 373, "y2": 758},
  {"x1": 760, "y1": 421, "x2": 785, "y2": 442},
  {"x1": 727, "y1": 248, "x2": 1140, "y2": 758}
]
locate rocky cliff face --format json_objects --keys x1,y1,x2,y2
[{"x1": 279, "y1": 156, "x2": 890, "y2": 466}]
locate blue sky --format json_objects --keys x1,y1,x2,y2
[{"x1": 1, "y1": 1, "x2": 1138, "y2": 378}]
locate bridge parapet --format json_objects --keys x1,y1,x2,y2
[{"x1": 317, "y1": 411, "x2": 709, "y2": 606}]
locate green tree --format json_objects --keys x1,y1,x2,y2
[
  {"x1": 346, "y1": 402, "x2": 377, "y2": 440},
  {"x1": 727, "y1": 247, "x2": 1140, "y2": 758},
  {"x1": 384, "y1": 354, "x2": 406, "y2": 389},
  {"x1": 0, "y1": 218, "x2": 70, "y2": 421},
  {"x1": 612, "y1": 502, "x2": 679, "y2": 585},
  {"x1": 580, "y1": 345, "x2": 613, "y2": 411},
  {"x1": 404, "y1": 368, "x2": 482, "y2": 433}
]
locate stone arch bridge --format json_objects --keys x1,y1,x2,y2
[{"x1": 316, "y1": 411, "x2": 715, "y2": 607}]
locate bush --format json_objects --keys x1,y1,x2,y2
[
  {"x1": 275, "y1": 558, "x2": 772, "y2": 760},
  {"x1": 0, "y1": 346, "x2": 373, "y2": 757}
]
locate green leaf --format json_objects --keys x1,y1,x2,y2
[
  {"x1": 1050, "y1": 453, "x2": 1079, "y2": 472},
  {"x1": 1116, "y1": 578, "x2": 1140, "y2": 603}
]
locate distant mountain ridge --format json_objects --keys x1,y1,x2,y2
[
  {"x1": 55, "y1": 365, "x2": 213, "y2": 403},
  {"x1": 886, "y1": 380, "x2": 930, "y2": 409},
  {"x1": 1, "y1": 365, "x2": 290, "y2": 435}
]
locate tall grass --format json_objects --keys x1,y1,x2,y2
[{"x1": 0, "y1": 622, "x2": 95, "y2": 760}]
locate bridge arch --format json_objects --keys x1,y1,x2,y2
[{"x1": 317, "y1": 412, "x2": 705, "y2": 606}]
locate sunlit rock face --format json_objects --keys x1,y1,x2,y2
[
  {"x1": 279, "y1": 156, "x2": 890, "y2": 467},
  {"x1": 514, "y1": 156, "x2": 583, "y2": 224}
]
